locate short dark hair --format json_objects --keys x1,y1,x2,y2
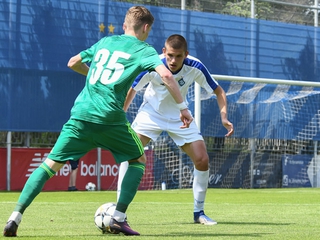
[{"x1": 165, "y1": 34, "x2": 188, "y2": 51}]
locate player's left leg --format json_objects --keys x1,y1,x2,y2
[
  {"x1": 181, "y1": 140, "x2": 217, "y2": 225},
  {"x1": 3, "y1": 159, "x2": 64, "y2": 237},
  {"x1": 168, "y1": 120, "x2": 216, "y2": 225},
  {"x1": 3, "y1": 119, "x2": 92, "y2": 237}
]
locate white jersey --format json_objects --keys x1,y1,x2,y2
[{"x1": 132, "y1": 54, "x2": 219, "y2": 119}]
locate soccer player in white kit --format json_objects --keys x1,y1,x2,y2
[{"x1": 118, "y1": 34, "x2": 234, "y2": 225}]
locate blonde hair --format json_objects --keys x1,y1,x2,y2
[{"x1": 124, "y1": 6, "x2": 154, "y2": 31}]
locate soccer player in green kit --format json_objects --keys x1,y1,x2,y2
[{"x1": 3, "y1": 6, "x2": 193, "y2": 237}]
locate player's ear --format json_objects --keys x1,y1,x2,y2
[
  {"x1": 162, "y1": 47, "x2": 166, "y2": 54},
  {"x1": 122, "y1": 23, "x2": 126, "y2": 31},
  {"x1": 143, "y1": 23, "x2": 150, "y2": 33},
  {"x1": 185, "y1": 50, "x2": 189, "y2": 58}
]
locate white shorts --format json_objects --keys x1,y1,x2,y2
[{"x1": 131, "y1": 106, "x2": 204, "y2": 146}]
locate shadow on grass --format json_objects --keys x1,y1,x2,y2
[
  {"x1": 139, "y1": 221, "x2": 292, "y2": 226},
  {"x1": 217, "y1": 221, "x2": 292, "y2": 226},
  {"x1": 143, "y1": 232, "x2": 273, "y2": 238},
  {"x1": 14, "y1": 222, "x2": 292, "y2": 238},
  {"x1": 15, "y1": 233, "x2": 273, "y2": 238}
]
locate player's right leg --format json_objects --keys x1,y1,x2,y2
[
  {"x1": 117, "y1": 161, "x2": 129, "y2": 201},
  {"x1": 117, "y1": 133, "x2": 151, "y2": 201},
  {"x1": 68, "y1": 160, "x2": 79, "y2": 191},
  {"x1": 117, "y1": 109, "x2": 159, "y2": 201},
  {"x1": 95, "y1": 122, "x2": 149, "y2": 235},
  {"x1": 111, "y1": 158, "x2": 146, "y2": 235}
]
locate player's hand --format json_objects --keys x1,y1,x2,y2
[
  {"x1": 222, "y1": 119, "x2": 234, "y2": 137},
  {"x1": 180, "y1": 109, "x2": 193, "y2": 129}
]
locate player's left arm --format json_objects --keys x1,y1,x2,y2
[
  {"x1": 123, "y1": 71, "x2": 151, "y2": 112},
  {"x1": 214, "y1": 85, "x2": 234, "y2": 137},
  {"x1": 67, "y1": 53, "x2": 90, "y2": 76},
  {"x1": 123, "y1": 87, "x2": 137, "y2": 112}
]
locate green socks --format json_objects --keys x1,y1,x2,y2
[
  {"x1": 14, "y1": 162, "x2": 55, "y2": 214},
  {"x1": 117, "y1": 161, "x2": 145, "y2": 213},
  {"x1": 13, "y1": 160, "x2": 144, "y2": 215}
]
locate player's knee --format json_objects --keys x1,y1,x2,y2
[
  {"x1": 137, "y1": 153, "x2": 147, "y2": 164},
  {"x1": 44, "y1": 158, "x2": 65, "y2": 172},
  {"x1": 69, "y1": 160, "x2": 79, "y2": 170},
  {"x1": 128, "y1": 158, "x2": 146, "y2": 173},
  {"x1": 193, "y1": 155, "x2": 209, "y2": 171},
  {"x1": 128, "y1": 153, "x2": 147, "y2": 165}
]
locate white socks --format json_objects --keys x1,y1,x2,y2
[
  {"x1": 117, "y1": 163, "x2": 209, "y2": 213},
  {"x1": 193, "y1": 168, "x2": 209, "y2": 212},
  {"x1": 117, "y1": 161, "x2": 129, "y2": 201},
  {"x1": 8, "y1": 211, "x2": 22, "y2": 225},
  {"x1": 113, "y1": 210, "x2": 126, "y2": 222}
]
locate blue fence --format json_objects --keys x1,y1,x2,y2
[{"x1": 1, "y1": 0, "x2": 320, "y2": 139}]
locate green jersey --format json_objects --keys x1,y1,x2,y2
[{"x1": 70, "y1": 35, "x2": 163, "y2": 125}]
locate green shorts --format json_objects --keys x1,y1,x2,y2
[{"x1": 48, "y1": 119, "x2": 144, "y2": 164}]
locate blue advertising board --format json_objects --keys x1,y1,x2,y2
[{"x1": 282, "y1": 154, "x2": 312, "y2": 188}]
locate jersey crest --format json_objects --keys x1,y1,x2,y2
[{"x1": 177, "y1": 76, "x2": 185, "y2": 86}]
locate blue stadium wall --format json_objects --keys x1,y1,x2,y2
[{"x1": 1, "y1": 0, "x2": 320, "y2": 138}]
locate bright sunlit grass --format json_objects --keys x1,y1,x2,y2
[{"x1": 1, "y1": 188, "x2": 320, "y2": 239}]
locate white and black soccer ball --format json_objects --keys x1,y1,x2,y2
[
  {"x1": 85, "y1": 182, "x2": 96, "y2": 191},
  {"x1": 94, "y1": 202, "x2": 121, "y2": 234}
]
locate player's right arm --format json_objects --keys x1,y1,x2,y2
[
  {"x1": 154, "y1": 64, "x2": 193, "y2": 128},
  {"x1": 67, "y1": 53, "x2": 90, "y2": 76}
]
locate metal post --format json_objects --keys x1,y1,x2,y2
[
  {"x1": 26, "y1": 132, "x2": 30, "y2": 147},
  {"x1": 251, "y1": 0, "x2": 255, "y2": 18},
  {"x1": 192, "y1": 82, "x2": 201, "y2": 189},
  {"x1": 194, "y1": 83, "x2": 201, "y2": 130},
  {"x1": 249, "y1": 138, "x2": 256, "y2": 188},
  {"x1": 314, "y1": 0, "x2": 318, "y2": 83},
  {"x1": 315, "y1": 0, "x2": 319, "y2": 27},
  {"x1": 250, "y1": 0, "x2": 256, "y2": 77},
  {"x1": 250, "y1": 0, "x2": 256, "y2": 189},
  {"x1": 178, "y1": 0, "x2": 186, "y2": 189},
  {"x1": 97, "y1": 148, "x2": 101, "y2": 191},
  {"x1": 181, "y1": 0, "x2": 185, "y2": 10},
  {"x1": 6, "y1": 132, "x2": 12, "y2": 191},
  {"x1": 313, "y1": 141, "x2": 318, "y2": 187}
]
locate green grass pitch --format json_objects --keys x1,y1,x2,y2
[{"x1": 1, "y1": 188, "x2": 320, "y2": 239}]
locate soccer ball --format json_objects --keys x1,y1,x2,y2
[
  {"x1": 94, "y1": 202, "x2": 119, "y2": 234},
  {"x1": 85, "y1": 182, "x2": 96, "y2": 191}
]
